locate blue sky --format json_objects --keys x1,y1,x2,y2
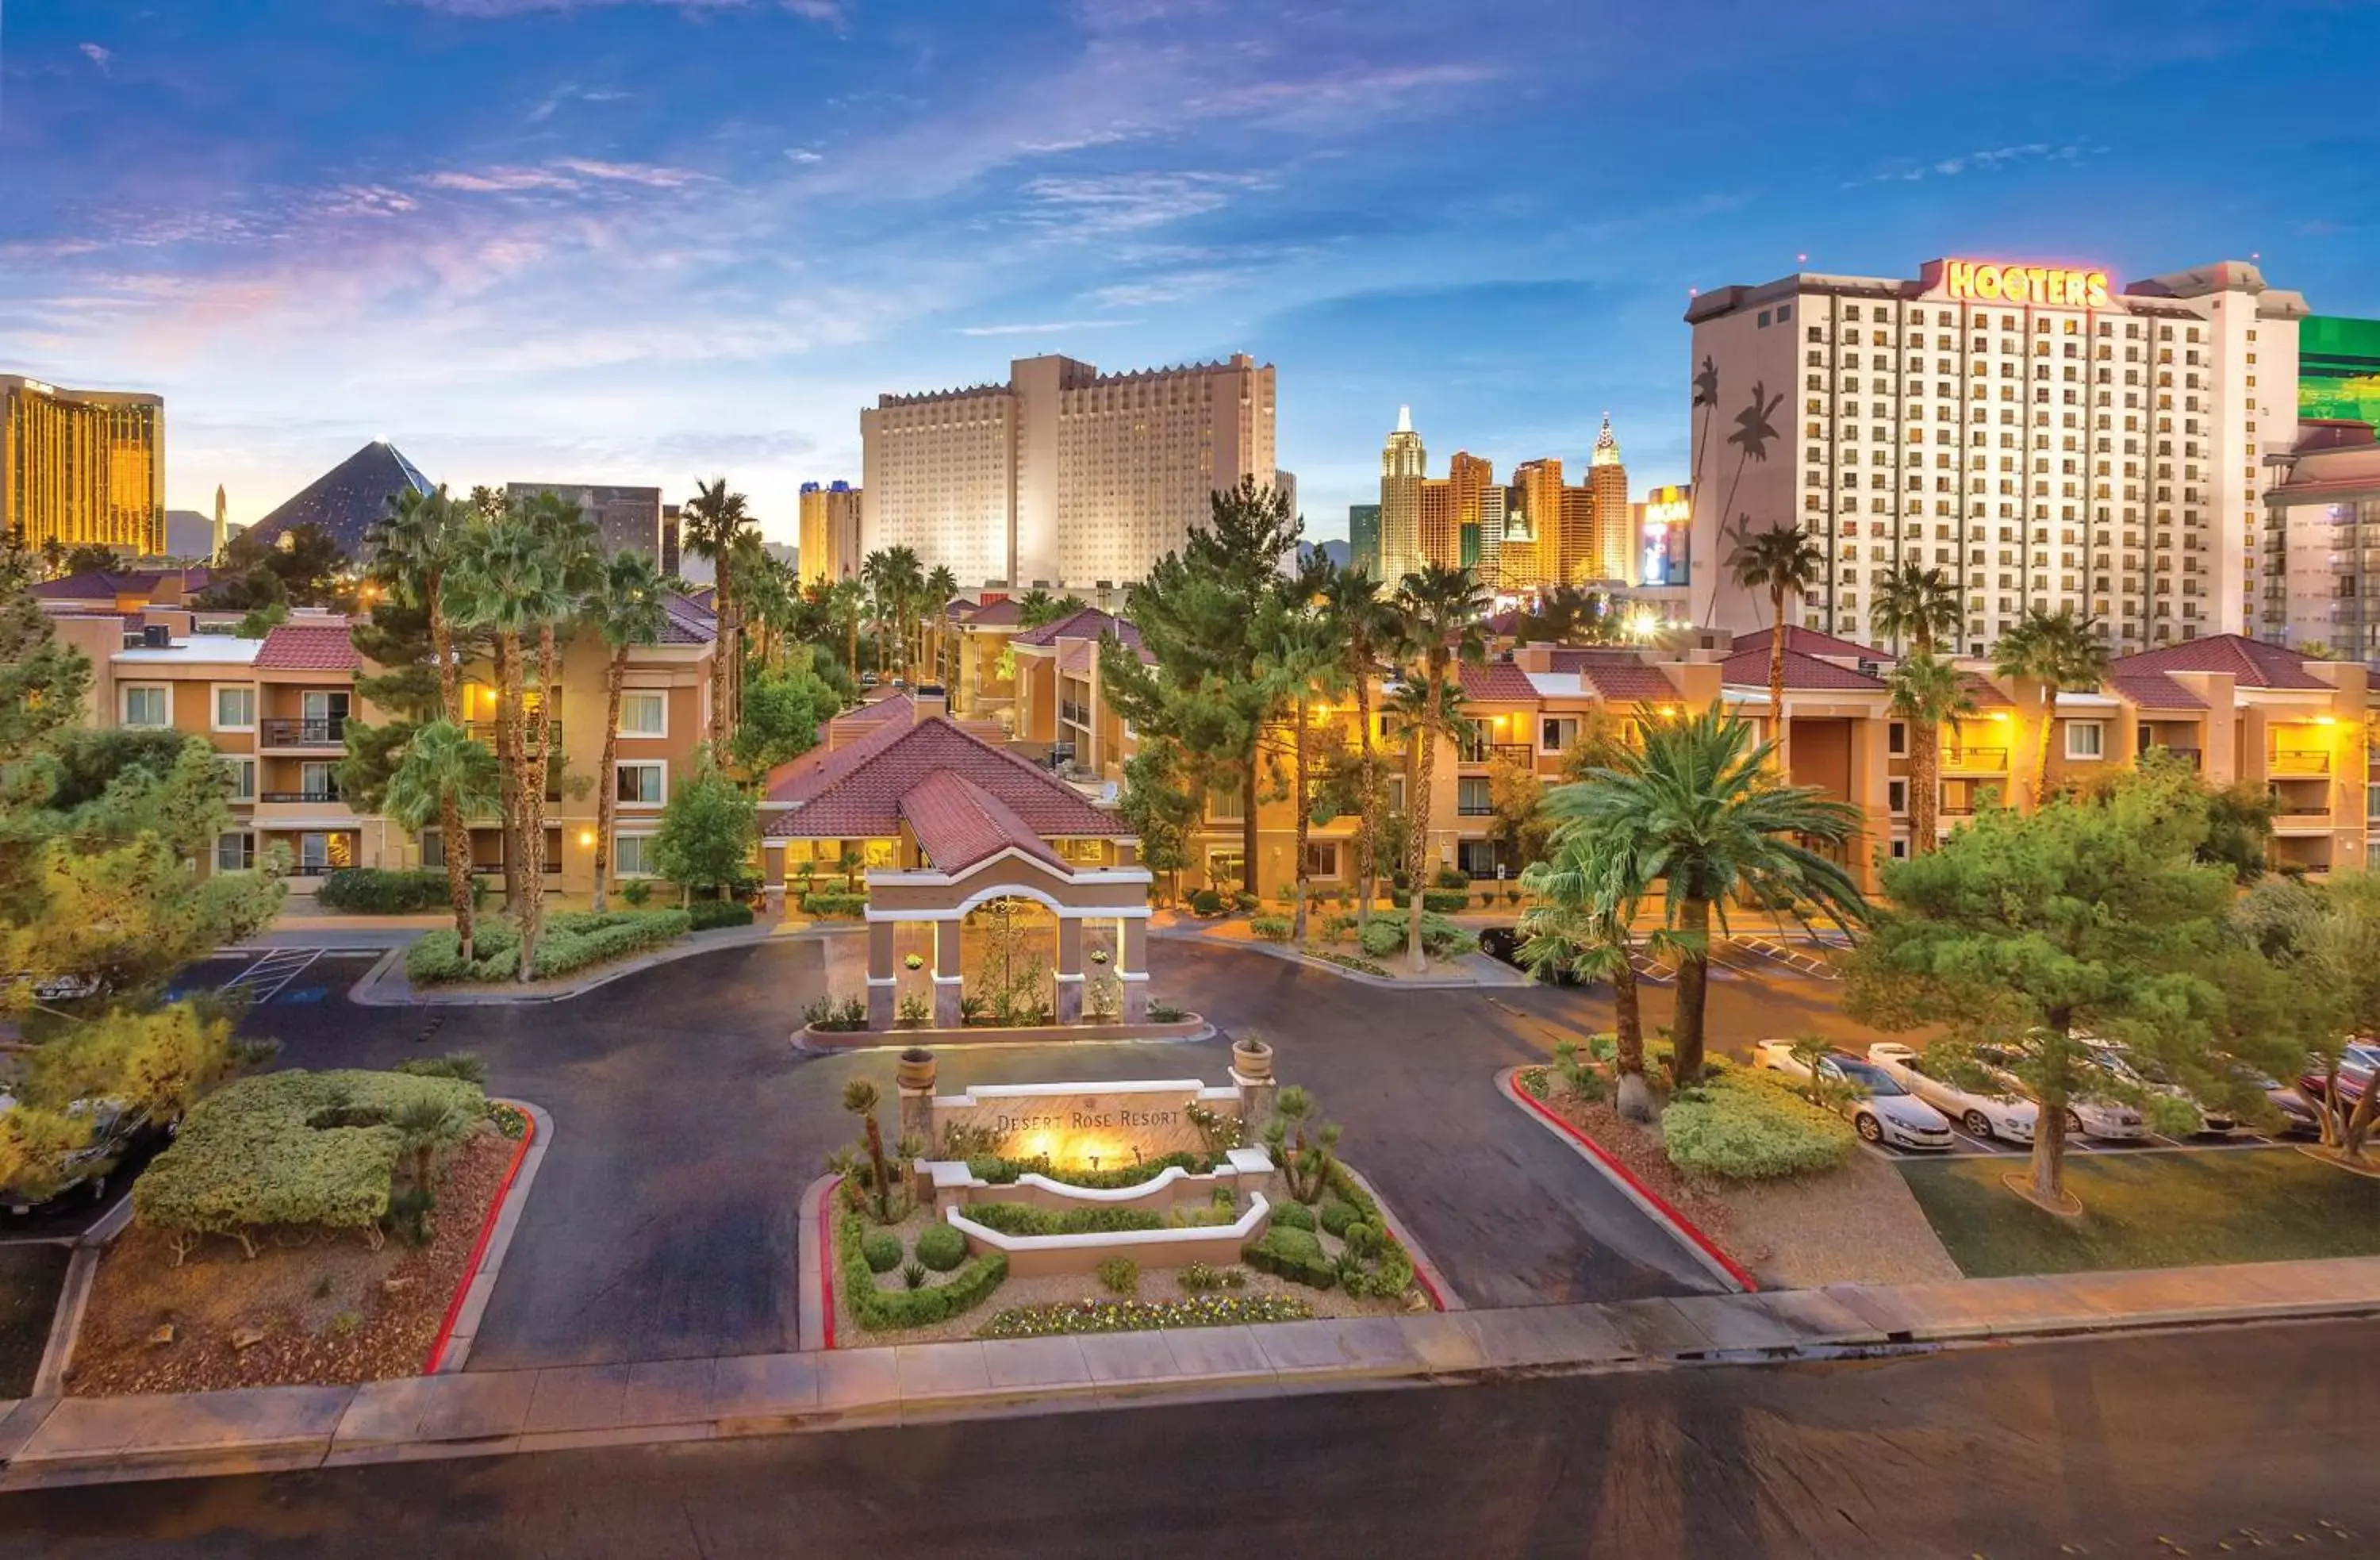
[{"x1": 4, "y1": 1, "x2": 2376, "y2": 544}]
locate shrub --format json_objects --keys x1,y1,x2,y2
[
  {"x1": 916, "y1": 1221, "x2": 968, "y2": 1272},
  {"x1": 803, "y1": 994, "x2": 869, "y2": 1032},
  {"x1": 133, "y1": 1069, "x2": 486, "y2": 1260},
  {"x1": 1250, "y1": 914, "x2": 1292, "y2": 943},
  {"x1": 902, "y1": 1261, "x2": 928, "y2": 1290},
  {"x1": 686, "y1": 898, "x2": 755, "y2": 931},
  {"x1": 1231, "y1": 890, "x2": 1262, "y2": 913},
  {"x1": 1177, "y1": 1261, "x2": 1246, "y2": 1293},
  {"x1": 405, "y1": 909, "x2": 690, "y2": 985},
  {"x1": 394, "y1": 1051, "x2": 487, "y2": 1086},
  {"x1": 1269, "y1": 1200, "x2": 1315, "y2": 1231},
  {"x1": 317, "y1": 867, "x2": 468, "y2": 915},
  {"x1": 1096, "y1": 1257, "x2": 1139, "y2": 1296},
  {"x1": 1313, "y1": 951, "x2": 1391, "y2": 978},
  {"x1": 961, "y1": 1150, "x2": 1208, "y2": 1189},
  {"x1": 1338, "y1": 1229, "x2": 1415, "y2": 1301},
  {"x1": 1319, "y1": 913, "x2": 1359, "y2": 944},
  {"x1": 861, "y1": 1228, "x2": 903, "y2": 1274},
  {"x1": 1188, "y1": 889, "x2": 1223, "y2": 916},
  {"x1": 1322, "y1": 1159, "x2": 1382, "y2": 1222},
  {"x1": 1243, "y1": 1224, "x2": 1335, "y2": 1289},
  {"x1": 1661, "y1": 1066, "x2": 1856, "y2": 1182},
  {"x1": 621, "y1": 879, "x2": 653, "y2": 908},
  {"x1": 800, "y1": 890, "x2": 869, "y2": 919},
  {"x1": 1418, "y1": 913, "x2": 1468, "y2": 957},
  {"x1": 1147, "y1": 1001, "x2": 1188, "y2": 1024},
  {"x1": 1422, "y1": 891, "x2": 1469, "y2": 915},
  {"x1": 962, "y1": 1201, "x2": 1165, "y2": 1236},
  {"x1": 1318, "y1": 1198, "x2": 1361, "y2": 1238},
  {"x1": 1357, "y1": 920, "x2": 1404, "y2": 960},
  {"x1": 1434, "y1": 867, "x2": 1470, "y2": 891},
  {"x1": 839, "y1": 1210, "x2": 1008, "y2": 1331},
  {"x1": 977, "y1": 1293, "x2": 1311, "y2": 1338}
]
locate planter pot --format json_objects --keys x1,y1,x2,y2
[
  {"x1": 896, "y1": 1048, "x2": 937, "y2": 1091},
  {"x1": 1232, "y1": 1037, "x2": 1274, "y2": 1082}
]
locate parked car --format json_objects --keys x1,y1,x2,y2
[
  {"x1": 2222, "y1": 1059, "x2": 2322, "y2": 1137},
  {"x1": 1752, "y1": 1040, "x2": 1954, "y2": 1151},
  {"x1": 0, "y1": 1093, "x2": 147, "y2": 1217},
  {"x1": 2294, "y1": 1043, "x2": 2380, "y2": 1112},
  {"x1": 1476, "y1": 926, "x2": 1580, "y2": 985},
  {"x1": 1866, "y1": 1043, "x2": 2038, "y2": 1144},
  {"x1": 1971, "y1": 1043, "x2": 2146, "y2": 1139},
  {"x1": 2079, "y1": 1038, "x2": 2235, "y2": 1135}
]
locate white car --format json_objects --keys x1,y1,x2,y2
[
  {"x1": 1867, "y1": 1043, "x2": 2037, "y2": 1144},
  {"x1": 1752, "y1": 1040, "x2": 1954, "y2": 1151},
  {"x1": 1972, "y1": 1043, "x2": 2146, "y2": 1139}
]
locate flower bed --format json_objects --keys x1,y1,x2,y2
[{"x1": 979, "y1": 1293, "x2": 1312, "y2": 1339}]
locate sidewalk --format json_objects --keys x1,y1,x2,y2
[
  {"x1": 346, "y1": 920, "x2": 847, "y2": 1007},
  {"x1": 6, "y1": 1254, "x2": 2375, "y2": 1491}
]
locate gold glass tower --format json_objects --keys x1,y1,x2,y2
[{"x1": 2, "y1": 376, "x2": 166, "y2": 556}]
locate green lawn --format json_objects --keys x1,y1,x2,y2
[{"x1": 1897, "y1": 1147, "x2": 2380, "y2": 1278}]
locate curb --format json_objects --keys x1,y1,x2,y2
[
  {"x1": 1336, "y1": 1163, "x2": 1461, "y2": 1312},
  {"x1": 29, "y1": 1196, "x2": 136, "y2": 1397},
  {"x1": 347, "y1": 924, "x2": 829, "y2": 1008},
  {"x1": 793, "y1": 1018, "x2": 1214, "y2": 1051},
  {"x1": 797, "y1": 1174, "x2": 838, "y2": 1353},
  {"x1": 1496, "y1": 1067, "x2": 1757, "y2": 1295},
  {"x1": 425, "y1": 1100, "x2": 551, "y2": 1374}
]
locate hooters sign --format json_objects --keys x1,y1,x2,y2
[{"x1": 1931, "y1": 259, "x2": 2112, "y2": 308}]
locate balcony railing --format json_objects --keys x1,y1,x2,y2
[
  {"x1": 259, "y1": 787, "x2": 341, "y2": 805},
  {"x1": 1458, "y1": 743, "x2": 1535, "y2": 767},
  {"x1": 466, "y1": 720, "x2": 563, "y2": 747},
  {"x1": 259, "y1": 717, "x2": 346, "y2": 747},
  {"x1": 2269, "y1": 751, "x2": 2331, "y2": 775},
  {"x1": 1940, "y1": 747, "x2": 2009, "y2": 773}
]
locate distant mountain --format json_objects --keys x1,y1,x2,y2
[
  {"x1": 1299, "y1": 540, "x2": 1351, "y2": 570},
  {"x1": 164, "y1": 510, "x2": 213, "y2": 558}
]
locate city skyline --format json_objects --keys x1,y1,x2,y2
[{"x1": 4, "y1": 2, "x2": 2377, "y2": 544}]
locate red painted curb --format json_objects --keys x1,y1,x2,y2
[
  {"x1": 1508, "y1": 1075, "x2": 1759, "y2": 1293},
  {"x1": 819, "y1": 1176, "x2": 841, "y2": 1351},
  {"x1": 1406, "y1": 1242, "x2": 1449, "y2": 1312},
  {"x1": 423, "y1": 1106, "x2": 537, "y2": 1375}
]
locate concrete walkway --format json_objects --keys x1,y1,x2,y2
[
  {"x1": 347, "y1": 920, "x2": 845, "y2": 1007},
  {"x1": 5, "y1": 1253, "x2": 2375, "y2": 1492}
]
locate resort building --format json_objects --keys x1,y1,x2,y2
[
  {"x1": 797, "y1": 480, "x2": 862, "y2": 585},
  {"x1": 506, "y1": 482, "x2": 665, "y2": 561},
  {"x1": 2256, "y1": 418, "x2": 2380, "y2": 659},
  {"x1": 2, "y1": 375, "x2": 166, "y2": 557},
  {"x1": 243, "y1": 441, "x2": 432, "y2": 558}
]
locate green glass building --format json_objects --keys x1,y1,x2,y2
[
  {"x1": 1347, "y1": 503, "x2": 1381, "y2": 578},
  {"x1": 2301, "y1": 316, "x2": 2380, "y2": 429}
]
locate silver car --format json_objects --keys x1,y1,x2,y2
[
  {"x1": 1867, "y1": 1043, "x2": 2037, "y2": 1143},
  {"x1": 1752, "y1": 1041, "x2": 1955, "y2": 1151}
]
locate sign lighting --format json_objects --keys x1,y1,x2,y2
[{"x1": 1938, "y1": 259, "x2": 2111, "y2": 308}]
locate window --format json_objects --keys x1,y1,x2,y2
[
  {"x1": 122, "y1": 684, "x2": 171, "y2": 728},
  {"x1": 1384, "y1": 775, "x2": 1407, "y2": 816},
  {"x1": 1540, "y1": 717, "x2": 1580, "y2": 754},
  {"x1": 219, "y1": 755, "x2": 255, "y2": 802},
  {"x1": 1207, "y1": 786, "x2": 1245, "y2": 821},
  {"x1": 1887, "y1": 720, "x2": 1907, "y2": 757},
  {"x1": 614, "y1": 832, "x2": 656, "y2": 878},
  {"x1": 617, "y1": 691, "x2": 667, "y2": 736},
  {"x1": 2065, "y1": 720, "x2": 2106, "y2": 760},
  {"x1": 615, "y1": 761, "x2": 666, "y2": 806},
  {"x1": 1457, "y1": 778, "x2": 1493, "y2": 817},
  {"x1": 1887, "y1": 778, "x2": 1909, "y2": 816},
  {"x1": 2367, "y1": 783, "x2": 2380, "y2": 821},
  {"x1": 1205, "y1": 849, "x2": 1246, "y2": 890},
  {"x1": 213, "y1": 685, "x2": 255, "y2": 732},
  {"x1": 1300, "y1": 841, "x2": 1340, "y2": 879},
  {"x1": 298, "y1": 832, "x2": 354, "y2": 873},
  {"x1": 215, "y1": 832, "x2": 255, "y2": 873}
]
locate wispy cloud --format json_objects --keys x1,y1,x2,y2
[
  {"x1": 79, "y1": 43, "x2": 114, "y2": 74},
  {"x1": 955, "y1": 318, "x2": 1143, "y2": 336},
  {"x1": 1841, "y1": 141, "x2": 2095, "y2": 188},
  {"x1": 1018, "y1": 171, "x2": 1270, "y2": 232},
  {"x1": 416, "y1": 0, "x2": 841, "y2": 17},
  {"x1": 528, "y1": 83, "x2": 631, "y2": 123},
  {"x1": 420, "y1": 159, "x2": 708, "y2": 194}
]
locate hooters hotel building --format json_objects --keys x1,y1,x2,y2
[{"x1": 1684, "y1": 258, "x2": 2309, "y2": 655}]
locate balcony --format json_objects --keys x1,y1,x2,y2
[
  {"x1": 1940, "y1": 746, "x2": 2009, "y2": 774},
  {"x1": 2268, "y1": 751, "x2": 2331, "y2": 776},
  {"x1": 1060, "y1": 700, "x2": 1092, "y2": 728},
  {"x1": 1458, "y1": 743, "x2": 1535, "y2": 767},
  {"x1": 260, "y1": 717, "x2": 346, "y2": 748},
  {"x1": 466, "y1": 720, "x2": 563, "y2": 748},
  {"x1": 259, "y1": 787, "x2": 341, "y2": 805}
]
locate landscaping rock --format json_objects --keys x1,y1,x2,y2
[
  {"x1": 231, "y1": 1326, "x2": 266, "y2": 1351},
  {"x1": 147, "y1": 1324, "x2": 176, "y2": 1347},
  {"x1": 381, "y1": 1277, "x2": 415, "y2": 1296}
]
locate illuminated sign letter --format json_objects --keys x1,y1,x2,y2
[{"x1": 2084, "y1": 270, "x2": 2110, "y2": 308}]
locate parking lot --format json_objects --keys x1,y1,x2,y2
[
  {"x1": 1860, "y1": 1120, "x2": 2314, "y2": 1162},
  {"x1": 166, "y1": 947, "x2": 386, "y2": 1009}
]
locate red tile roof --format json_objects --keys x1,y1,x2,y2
[
  {"x1": 2106, "y1": 670, "x2": 2207, "y2": 710},
  {"x1": 1012, "y1": 605, "x2": 1129, "y2": 647},
  {"x1": 958, "y1": 598, "x2": 1022, "y2": 628},
  {"x1": 898, "y1": 770, "x2": 1066, "y2": 874},
  {"x1": 31, "y1": 567, "x2": 213, "y2": 601},
  {"x1": 1580, "y1": 662, "x2": 1680, "y2": 704},
  {"x1": 1458, "y1": 662, "x2": 1538, "y2": 702},
  {"x1": 2112, "y1": 634, "x2": 2328, "y2": 691},
  {"x1": 1720, "y1": 647, "x2": 1887, "y2": 693},
  {"x1": 1544, "y1": 647, "x2": 1652, "y2": 672},
  {"x1": 763, "y1": 717, "x2": 1127, "y2": 842},
  {"x1": 1057, "y1": 640, "x2": 1096, "y2": 675},
  {"x1": 1958, "y1": 671, "x2": 2014, "y2": 709},
  {"x1": 839, "y1": 693, "x2": 914, "y2": 727},
  {"x1": 656, "y1": 592, "x2": 717, "y2": 645},
  {"x1": 252, "y1": 621, "x2": 363, "y2": 673},
  {"x1": 1729, "y1": 624, "x2": 1892, "y2": 663}
]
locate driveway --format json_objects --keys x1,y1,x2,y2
[{"x1": 232, "y1": 930, "x2": 1739, "y2": 1370}]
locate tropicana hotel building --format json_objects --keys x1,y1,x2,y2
[{"x1": 1684, "y1": 256, "x2": 2308, "y2": 656}]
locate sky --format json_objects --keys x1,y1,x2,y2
[{"x1": 4, "y1": 1, "x2": 2378, "y2": 547}]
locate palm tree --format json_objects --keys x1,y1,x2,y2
[
  {"x1": 1322, "y1": 565, "x2": 1402, "y2": 925},
  {"x1": 1993, "y1": 606, "x2": 2109, "y2": 806},
  {"x1": 826, "y1": 577, "x2": 866, "y2": 683},
  {"x1": 841, "y1": 1078, "x2": 893, "y2": 1223},
  {"x1": 1547, "y1": 705, "x2": 1867, "y2": 1085},
  {"x1": 1392, "y1": 563, "x2": 1488, "y2": 971},
  {"x1": 1868, "y1": 561, "x2": 1964, "y2": 657},
  {"x1": 1257, "y1": 572, "x2": 1349, "y2": 943},
  {"x1": 1727, "y1": 523, "x2": 1825, "y2": 774},
  {"x1": 1518, "y1": 821, "x2": 1669, "y2": 1120},
  {"x1": 921, "y1": 563, "x2": 958, "y2": 679},
  {"x1": 859, "y1": 549, "x2": 899, "y2": 678},
  {"x1": 1885, "y1": 652, "x2": 1975, "y2": 859},
  {"x1": 367, "y1": 485, "x2": 477, "y2": 951},
  {"x1": 585, "y1": 551, "x2": 667, "y2": 911},
  {"x1": 383, "y1": 720, "x2": 502, "y2": 963},
  {"x1": 681, "y1": 478, "x2": 754, "y2": 751}
]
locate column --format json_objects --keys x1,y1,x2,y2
[
  {"x1": 866, "y1": 916, "x2": 897, "y2": 1030},
  {"x1": 1054, "y1": 913, "x2": 1084, "y2": 1024},
  {"x1": 1118, "y1": 915, "x2": 1150, "y2": 1022},
  {"x1": 932, "y1": 916, "x2": 964, "y2": 1028}
]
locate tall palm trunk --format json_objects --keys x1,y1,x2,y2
[
  {"x1": 2033, "y1": 684, "x2": 2058, "y2": 806},
  {"x1": 517, "y1": 624, "x2": 555, "y2": 982},
  {"x1": 424, "y1": 582, "x2": 476, "y2": 963},
  {"x1": 846, "y1": 616, "x2": 858, "y2": 682},
  {"x1": 1354, "y1": 670, "x2": 1380, "y2": 926},
  {"x1": 1768, "y1": 582, "x2": 1790, "y2": 777},
  {"x1": 1239, "y1": 756, "x2": 1260, "y2": 899},
  {"x1": 494, "y1": 635, "x2": 522, "y2": 916},
  {"x1": 1407, "y1": 666, "x2": 1444, "y2": 973},
  {"x1": 709, "y1": 572, "x2": 734, "y2": 755},
  {"x1": 1610, "y1": 926, "x2": 1651, "y2": 1120},
  {"x1": 593, "y1": 646, "x2": 628, "y2": 912},
  {"x1": 1673, "y1": 895, "x2": 1713, "y2": 1085},
  {"x1": 1290, "y1": 694, "x2": 1312, "y2": 943},
  {"x1": 1911, "y1": 722, "x2": 1940, "y2": 856}
]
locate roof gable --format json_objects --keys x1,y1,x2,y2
[
  {"x1": 899, "y1": 771, "x2": 1066, "y2": 874},
  {"x1": 1458, "y1": 662, "x2": 1538, "y2": 702},
  {"x1": 2106, "y1": 670, "x2": 2208, "y2": 710},
  {"x1": 252, "y1": 621, "x2": 363, "y2": 673},
  {"x1": 2113, "y1": 634, "x2": 2328, "y2": 690},
  {"x1": 1729, "y1": 624, "x2": 1892, "y2": 663},
  {"x1": 763, "y1": 717, "x2": 1127, "y2": 840},
  {"x1": 1720, "y1": 647, "x2": 1887, "y2": 693}
]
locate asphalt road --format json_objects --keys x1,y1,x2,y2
[
  {"x1": 210, "y1": 932, "x2": 1726, "y2": 1369},
  {"x1": 7, "y1": 1320, "x2": 2376, "y2": 1557}
]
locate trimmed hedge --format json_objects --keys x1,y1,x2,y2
[
  {"x1": 962, "y1": 1201, "x2": 1165, "y2": 1236},
  {"x1": 405, "y1": 909, "x2": 692, "y2": 985},
  {"x1": 1188, "y1": 889, "x2": 1224, "y2": 916},
  {"x1": 861, "y1": 1228, "x2": 903, "y2": 1274},
  {"x1": 133, "y1": 1069, "x2": 486, "y2": 1253},
  {"x1": 1661, "y1": 1064, "x2": 1857, "y2": 1182},
  {"x1": 839, "y1": 1210, "x2": 1007, "y2": 1331},
  {"x1": 800, "y1": 890, "x2": 868, "y2": 920},
  {"x1": 1388, "y1": 890, "x2": 1472, "y2": 914},
  {"x1": 1323, "y1": 1158, "x2": 1382, "y2": 1220},
  {"x1": 916, "y1": 1221, "x2": 968, "y2": 1273},
  {"x1": 964, "y1": 1151, "x2": 1211, "y2": 1189},
  {"x1": 1357, "y1": 920, "x2": 1405, "y2": 959},
  {"x1": 317, "y1": 867, "x2": 471, "y2": 914},
  {"x1": 1318, "y1": 1197, "x2": 1361, "y2": 1238},
  {"x1": 1250, "y1": 914, "x2": 1292, "y2": 943},
  {"x1": 685, "y1": 898, "x2": 755, "y2": 931},
  {"x1": 1243, "y1": 1224, "x2": 1336, "y2": 1289},
  {"x1": 1269, "y1": 1200, "x2": 1315, "y2": 1231}
]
